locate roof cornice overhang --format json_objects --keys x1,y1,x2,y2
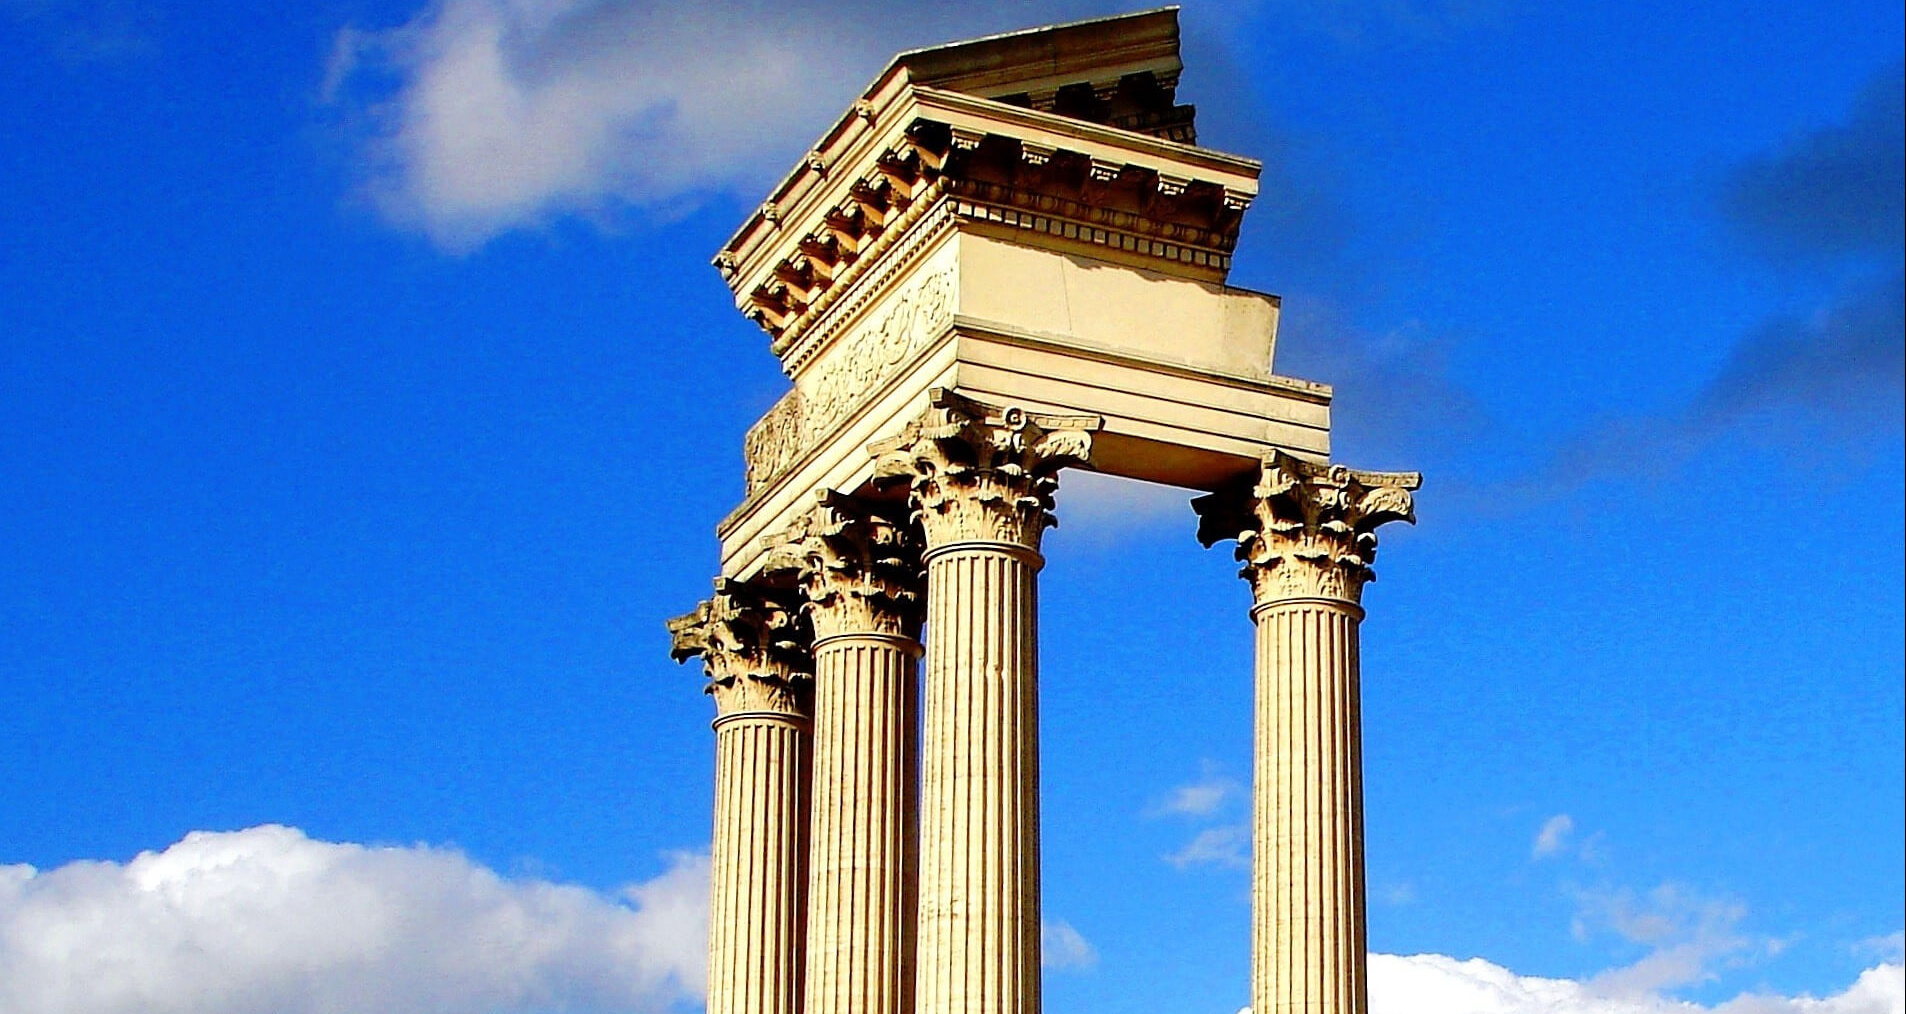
[{"x1": 715, "y1": 83, "x2": 1262, "y2": 365}]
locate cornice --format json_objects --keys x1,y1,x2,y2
[
  {"x1": 715, "y1": 84, "x2": 1264, "y2": 361},
  {"x1": 910, "y1": 86, "x2": 1257, "y2": 182}
]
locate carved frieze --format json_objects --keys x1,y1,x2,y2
[
  {"x1": 1193, "y1": 451, "x2": 1420, "y2": 605},
  {"x1": 872, "y1": 390, "x2": 1100, "y2": 552},
  {"x1": 667, "y1": 579, "x2": 813, "y2": 718},
  {"x1": 743, "y1": 264, "x2": 958, "y2": 495},
  {"x1": 743, "y1": 392, "x2": 805, "y2": 494},
  {"x1": 765, "y1": 491, "x2": 923, "y2": 642}
]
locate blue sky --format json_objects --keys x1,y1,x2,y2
[{"x1": 0, "y1": 2, "x2": 1900, "y2": 1013}]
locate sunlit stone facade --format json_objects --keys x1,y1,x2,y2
[{"x1": 667, "y1": 11, "x2": 1418, "y2": 1014}]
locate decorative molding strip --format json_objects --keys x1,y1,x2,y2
[{"x1": 950, "y1": 197, "x2": 1231, "y2": 271}]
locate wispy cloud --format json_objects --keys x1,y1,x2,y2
[
  {"x1": 320, "y1": 0, "x2": 1126, "y2": 250},
  {"x1": 2, "y1": 0, "x2": 158, "y2": 62},
  {"x1": 1378, "y1": 880, "x2": 1419, "y2": 906},
  {"x1": 1150, "y1": 762, "x2": 1244, "y2": 818},
  {"x1": 1856, "y1": 931, "x2": 1906, "y2": 964},
  {"x1": 1692, "y1": 271, "x2": 1904, "y2": 426},
  {"x1": 1533, "y1": 814, "x2": 1576, "y2": 859},
  {"x1": 0, "y1": 825, "x2": 706, "y2": 1014},
  {"x1": 1723, "y1": 66, "x2": 1905, "y2": 264},
  {"x1": 1569, "y1": 882, "x2": 1775, "y2": 997},
  {"x1": 1042, "y1": 918, "x2": 1100, "y2": 970},
  {"x1": 1515, "y1": 64, "x2": 1905, "y2": 496},
  {"x1": 1270, "y1": 303, "x2": 1487, "y2": 469},
  {"x1": 1164, "y1": 822, "x2": 1251, "y2": 871},
  {"x1": 1154, "y1": 762, "x2": 1252, "y2": 871}
]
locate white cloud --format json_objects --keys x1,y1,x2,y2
[
  {"x1": 1366, "y1": 954, "x2": 1904, "y2": 1014},
  {"x1": 1534, "y1": 813, "x2": 1576, "y2": 859},
  {"x1": 1042, "y1": 918, "x2": 1098, "y2": 971},
  {"x1": 1858, "y1": 933, "x2": 1906, "y2": 964},
  {"x1": 322, "y1": 0, "x2": 1115, "y2": 250},
  {"x1": 1378, "y1": 880, "x2": 1418, "y2": 906},
  {"x1": 1164, "y1": 822, "x2": 1250, "y2": 871},
  {"x1": 1151, "y1": 763, "x2": 1243, "y2": 818},
  {"x1": 1568, "y1": 882, "x2": 1777, "y2": 997},
  {"x1": 0, "y1": 825, "x2": 705, "y2": 1014}
]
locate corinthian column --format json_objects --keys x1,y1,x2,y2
[
  {"x1": 667, "y1": 580, "x2": 813, "y2": 1014},
  {"x1": 1194, "y1": 452, "x2": 1419, "y2": 1014},
  {"x1": 769, "y1": 491, "x2": 924, "y2": 1014},
  {"x1": 872, "y1": 390, "x2": 1098, "y2": 1014}
]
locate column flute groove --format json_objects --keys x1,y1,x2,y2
[
  {"x1": 874, "y1": 390, "x2": 1098, "y2": 1014},
  {"x1": 770, "y1": 492, "x2": 925, "y2": 1014},
  {"x1": 1197, "y1": 452, "x2": 1419, "y2": 1014},
  {"x1": 668, "y1": 581, "x2": 814, "y2": 1014}
]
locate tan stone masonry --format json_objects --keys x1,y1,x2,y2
[
  {"x1": 770, "y1": 493, "x2": 923, "y2": 1014},
  {"x1": 666, "y1": 11, "x2": 1420, "y2": 1014}
]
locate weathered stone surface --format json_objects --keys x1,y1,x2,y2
[{"x1": 670, "y1": 12, "x2": 1421, "y2": 1014}]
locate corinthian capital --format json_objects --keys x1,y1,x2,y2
[
  {"x1": 870, "y1": 389, "x2": 1101, "y2": 551},
  {"x1": 766, "y1": 490, "x2": 923, "y2": 642},
  {"x1": 1194, "y1": 451, "x2": 1421, "y2": 605},
  {"x1": 667, "y1": 579, "x2": 813, "y2": 719}
]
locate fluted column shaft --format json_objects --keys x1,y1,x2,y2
[
  {"x1": 709, "y1": 709, "x2": 811, "y2": 1014},
  {"x1": 804, "y1": 633, "x2": 920, "y2": 1013},
  {"x1": 1195, "y1": 452, "x2": 1419, "y2": 1014},
  {"x1": 772, "y1": 492, "x2": 924, "y2": 1014},
  {"x1": 917, "y1": 541, "x2": 1043, "y2": 1013},
  {"x1": 872, "y1": 391, "x2": 1099, "y2": 1014},
  {"x1": 668, "y1": 583, "x2": 815, "y2": 1014},
  {"x1": 1253, "y1": 597, "x2": 1365, "y2": 1014}
]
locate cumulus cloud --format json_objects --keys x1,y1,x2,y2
[
  {"x1": 1042, "y1": 918, "x2": 1099, "y2": 970},
  {"x1": 1534, "y1": 814, "x2": 1576, "y2": 859},
  {"x1": 319, "y1": 0, "x2": 1498, "y2": 250},
  {"x1": 0, "y1": 825, "x2": 706, "y2": 1014},
  {"x1": 1367, "y1": 953, "x2": 1904, "y2": 1014},
  {"x1": 322, "y1": 0, "x2": 1123, "y2": 249}
]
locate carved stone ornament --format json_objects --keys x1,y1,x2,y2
[
  {"x1": 871, "y1": 390, "x2": 1101, "y2": 552},
  {"x1": 765, "y1": 491, "x2": 924, "y2": 642},
  {"x1": 667, "y1": 579, "x2": 813, "y2": 718},
  {"x1": 1193, "y1": 451, "x2": 1421, "y2": 605},
  {"x1": 742, "y1": 263, "x2": 958, "y2": 495}
]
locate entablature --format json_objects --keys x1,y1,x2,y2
[{"x1": 714, "y1": 10, "x2": 1261, "y2": 373}]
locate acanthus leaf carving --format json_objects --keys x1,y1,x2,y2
[
  {"x1": 1193, "y1": 451, "x2": 1421, "y2": 605},
  {"x1": 667, "y1": 579, "x2": 813, "y2": 718},
  {"x1": 764, "y1": 490, "x2": 923, "y2": 642},
  {"x1": 871, "y1": 390, "x2": 1101, "y2": 552}
]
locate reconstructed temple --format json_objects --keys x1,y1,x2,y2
[{"x1": 666, "y1": 9, "x2": 1419, "y2": 1014}]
